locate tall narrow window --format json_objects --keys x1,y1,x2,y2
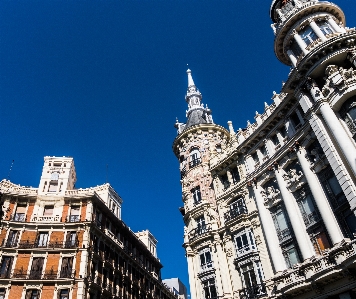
[
  {"x1": 317, "y1": 20, "x2": 334, "y2": 35},
  {"x1": 289, "y1": 111, "x2": 302, "y2": 130},
  {"x1": 272, "y1": 208, "x2": 291, "y2": 242},
  {"x1": 29, "y1": 258, "x2": 44, "y2": 279},
  {"x1": 196, "y1": 216, "x2": 206, "y2": 235},
  {"x1": 43, "y1": 206, "x2": 54, "y2": 216},
  {"x1": 36, "y1": 232, "x2": 49, "y2": 247},
  {"x1": 224, "y1": 198, "x2": 247, "y2": 222},
  {"x1": 189, "y1": 149, "x2": 201, "y2": 168},
  {"x1": 65, "y1": 231, "x2": 77, "y2": 248},
  {"x1": 0, "y1": 289, "x2": 5, "y2": 299},
  {"x1": 60, "y1": 257, "x2": 73, "y2": 278},
  {"x1": 240, "y1": 262, "x2": 265, "y2": 296},
  {"x1": 300, "y1": 26, "x2": 318, "y2": 45},
  {"x1": 283, "y1": 243, "x2": 301, "y2": 268},
  {"x1": 231, "y1": 167, "x2": 240, "y2": 184},
  {"x1": 14, "y1": 204, "x2": 26, "y2": 222},
  {"x1": 199, "y1": 248, "x2": 213, "y2": 271},
  {"x1": 192, "y1": 187, "x2": 202, "y2": 204},
  {"x1": 203, "y1": 279, "x2": 217, "y2": 299},
  {"x1": 6, "y1": 230, "x2": 19, "y2": 247},
  {"x1": 69, "y1": 206, "x2": 80, "y2": 222},
  {"x1": 0, "y1": 256, "x2": 13, "y2": 278}
]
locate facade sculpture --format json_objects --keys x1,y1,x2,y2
[
  {"x1": 173, "y1": 1, "x2": 356, "y2": 299},
  {"x1": 0, "y1": 156, "x2": 178, "y2": 299}
]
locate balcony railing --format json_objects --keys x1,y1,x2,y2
[
  {"x1": 239, "y1": 283, "x2": 267, "y2": 299},
  {"x1": 10, "y1": 213, "x2": 26, "y2": 222},
  {"x1": 236, "y1": 244, "x2": 257, "y2": 258},
  {"x1": 224, "y1": 206, "x2": 248, "y2": 222},
  {"x1": 31, "y1": 215, "x2": 61, "y2": 222},
  {"x1": 188, "y1": 223, "x2": 212, "y2": 241},
  {"x1": 302, "y1": 211, "x2": 320, "y2": 227},
  {"x1": 277, "y1": 228, "x2": 292, "y2": 242},
  {"x1": 189, "y1": 158, "x2": 201, "y2": 168},
  {"x1": 17, "y1": 240, "x2": 77, "y2": 249},
  {"x1": 29, "y1": 270, "x2": 42, "y2": 279},
  {"x1": 68, "y1": 215, "x2": 80, "y2": 222}
]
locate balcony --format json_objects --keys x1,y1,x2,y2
[
  {"x1": 235, "y1": 244, "x2": 257, "y2": 259},
  {"x1": 67, "y1": 215, "x2": 80, "y2": 222},
  {"x1": 274, "y1": 239, "x2": 356, "y2": 297},
  {"x1": 239, "y1": 283, "x2": 267, "y2": 299},
  {"x1": 31, "y1": 215, "x2": 61, "y2": 222},
  {"x1": 10, "y1": 213, "x2": 26, "y2": 222},
  {"x1": 302, "y1": 211, "x2": 320, "y2": 227},
  {"x1": 188, "y1": 223, "x2": 212, "y2": 241},
  {"x1": 189, "y1": 158, "x2": 201, "y2": 168},
  {"x1": 224, "y1": 206, "x2": 248, "y2": 222},
  {"x1": 16, "y1": 240, "x2": 77, "y2": 249}
]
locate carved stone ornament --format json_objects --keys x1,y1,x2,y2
[
  {"x1": 283, "y1": 168, "x2": 303, "y2": 189},
  {"x1": 261, "y1": 186, "x2": 281, "y2": 207}
]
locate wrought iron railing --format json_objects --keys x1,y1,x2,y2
[
  {"x1": 239, "y1": 283, "x2": 267, "y2": 299},
  {"x1": 16, "y1": 240, "x2": 78, "y2": 249},
  {"x1": 188, "y1": 223, "x2": 212, "y2": 241},
  {"x1": 10, "y1": 213, "x2": 26, "y2": 222},
  {"x1": 224, "y1": 206, "x2": 248, "y2": 222},
  {"x1": 277, "y1": 228, "x2": 292, "y2": 242},
  {"x1": 68, "y1": 215, "x2": 80, "y2": 222}
]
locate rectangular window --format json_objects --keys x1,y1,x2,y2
[
  {"x1": 283, "y1": 243, "x2": 300, "y2": 268},
  {"x1": 196, "y1": 216, "x2": 206, "y2": 234},
  {"x1": 0, "y1": 289, "x2": 5, "y2": 299},
  {"x1": 25, "y1": 290, "x2": 40, "y2": 299},
  {"x1": 235, "y1": 229, "x2": 256, "y2": 257},
  {"x1": 272, "y1": 208, "x2": 291, "y2": 242},
  {"x1": 36, "y1": 232, "x2": 49, "y2": 247},
  {"x1": 69, "y1": 206, "x2": 80, "y2": 222},
  {"x1": 220, "y1": 173, "x2": 230, "y2": 189},
  {"x1": 290, "y1": 111, "x2": 301, "y2": 129},
  {"x1": 203, "y1": 279, "x2": 217, "y2": 299},
  {"x1": 231, "y1": 167, "x2": 240, "y2": 184},
  {"x1": 59, "y1": 289, "x2": 69, "y2": 299},
  {"x1": 65, "y1": 231, "x2": 77, "y2": 248},
  {"x1": 300, "y1": 26, "x2": 318, "y2": 45},
  {"x1": 60, "y1": 257, "x2": 73, "y2": 278},
  {"x1": 199, "y1": 248, "x2": 213, "y2": 271},
  {"x1": 312, "y1": 228, "x2": 331, "y2": 254},
  {"x1": 271, "y1": 134, "x2": 279, "y2": 146},
  {"x1": 43, "y1": 206, "x2": 54, "y2": 216},
  {"x1": 14, "y1": 204, "x2": 26, "y2": 222},
  {"x1": 6, "y1": 230, "x2": 19, "y2": 247},
  {"x1": 48, "y1": 181, "x2": 58, "y2": 192},
  {"x1": 224, "y1": 198, "x2": 247, "y2": 222},
  {"x1": 252, "y1": 152, "x2": 259, "y2": 164},
  {"x1": 0, "y1": 256, "x2": 13, "y2": 278},
  {"x1": 29, "y1": 258, "x2": 44, "y2": 279},
  {"x1": 240, "y1": 262, "x2": 265, "y2": 296}
]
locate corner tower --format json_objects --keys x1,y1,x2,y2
[{"x1": 173, "y1": 70, "x2": 231, "y2": 299}]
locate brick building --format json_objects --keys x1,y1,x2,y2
[{"x1": 0, "y1": 156, "x2": 177, "y2": 299}]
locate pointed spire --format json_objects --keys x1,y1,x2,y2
[{"x1": 187, "y1": 69, "x2": 195, "y2": 87}]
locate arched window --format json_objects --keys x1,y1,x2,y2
[
  {"x1": 340, "y1": 96, "x2": 356, "y2": 141},
  {"x1": 189, "y1": 148, "x2": 201, "y2": 168}
]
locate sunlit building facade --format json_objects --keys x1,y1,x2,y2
[
  {"x1": 0, "y1": 156, "x2": 177, "y2": 299},
  {"x1": 173, "y1": 1, "x2": 356, "y2": 299}
]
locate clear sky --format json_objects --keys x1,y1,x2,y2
[{"x1": 0, "y1": 0, "x2": 355, "y2": 293}]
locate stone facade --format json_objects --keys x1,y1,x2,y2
[
  {"x1": 173, "y1": 1, "x2": 356, "y2": 299},
  {"x1": 0, "y1": 157, "x2": 177, "y2": 299}
]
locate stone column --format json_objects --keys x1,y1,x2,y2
[
  {"x1": 307, "y1": 81, "x2": 356, "y2": 177},
  {"x1": 287, "y1": 50, "x2": 298, "y2": 67},
  {"x1": 296, "y1": 147, "x2": 344, "y2": 244},
  {"x1": 274, "y1": 168, "x2": 315, "y2": 260},
  {"x1": 213, "y1": 236, "x2": 232, "y2": 297},
  {"x1": 186, "y1": 248, "x2": 198, "y2": 299},
  {"x1": 293, "y1": 30, "x2": 309, "y2": 55},
  {"x1": 252, "y1": 185, "x2": 286, "y2": 272},
  {"x1": 309, "y1": 19, "x2": 327, "y2": 42},
  {"x1": 326, "y1": 16, "x2": 346, "y2": 33}
]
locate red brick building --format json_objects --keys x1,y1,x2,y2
[{"x1": 0, "y1": 156, "x2": 177, "y2": 299}]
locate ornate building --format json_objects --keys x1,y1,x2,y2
[
  {"x1": 0, "y1": 156, "x2": 178, "y2": 299},
  {"x1": 173, "y1": 1, "x2": 356, "y2": 299}
]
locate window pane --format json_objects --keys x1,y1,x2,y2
[
  {"x1": 348, "y1": 107, "x2": 356, "y2": 121},
  {"x1": 287, "y1": 247, "x2": 299, "y2": 266},
  {"x1": 327, "y1": 176, "x2": 343, "y2": 196},
  {"x1": 276, "y1": 211, "x2": 288, "y2": 230},
  {"x1": 302, "y1": 195, "x2": 315, "y2": 214}
]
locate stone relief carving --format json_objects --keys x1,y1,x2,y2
[
  {"x1": 283, "y1": 168, "x2": 303, "y2": 188},
  {"x1": 322, "y1": 66, "x2": 356, "y2": 97},
  {"x1": 261, "y1": 186, "x2": 281, "y2": 207}
]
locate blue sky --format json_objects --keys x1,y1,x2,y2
[{"x1": 0, "y1": 0, "x2": 355, "y2": 293}]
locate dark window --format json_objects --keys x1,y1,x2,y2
[
  {"x1": 59, "y1": 289, "x2": 69, "y2": 299},
  {"x1": 6, "y1": 230, "x2": 19, "y2": 247},
  {"x1": 60, "y1": 257, "x2": 73, "y2": 278},
  {"x1": 196, "y1": 216, "x2": 206, "y2": 234},
  {"x1": 290, "y1": 111, "x2": 301, "y2": 129},
  {"x1": 290, "y1": 39, "x2": 302, "y2": 58},
  {"x1": 231, "y1": 167, "x2": 240, "y2": 184},
  {"x1": 192, "y1": 187, "x2": 202, "y2": 204},
  {"x1": 0, "y1": 289, "x2": 5, "y2": 299},
  {"x1": 25, "y1": 290, "x2": 40, "y2": 299},
  {"x1": 65, "y1": 231, "x2": 77, "y2": 248},
  {"x1": 29, "y1": 258, "x2": 44, "y2": 279},
  {"x1": 317, "y1": 20, "x2": 334, "y2": 35},
  {"x1": 203, "y1": 279, "x2": 217, "y2": 299},
  {"x1": 235, "y1": 229, "x2": 256, "y2": 256},
  {"x1": 299, "y1": 25, "x2": 318, "y2": 45},
  {"x1": 0, "y1": 256, "x2": 13, "y2": 278},
  {"x1": 220, "y1": 173, "x2": 230, "y2": 189},
  {"x1": 271, "y1": 134, "x2": 279, "y2": 146},
  {"x1": 199, "y1": 248, "x2": 212, "y2": 270}
]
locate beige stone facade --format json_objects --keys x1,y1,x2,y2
[{"x1": 173, "y1": 1, "x2": 356, "y2": 299}]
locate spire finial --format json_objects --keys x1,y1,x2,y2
[{"x1": 187, "y1": 69, "x2": 195, "y2": 87}]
